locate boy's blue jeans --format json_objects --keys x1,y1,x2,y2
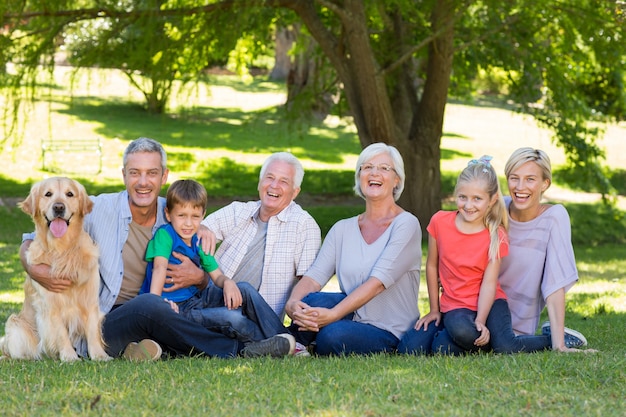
[{"x1": 181, "y1": 282, "x2": 289, "y2": 343}]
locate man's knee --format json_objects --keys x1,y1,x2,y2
[{"x1": 126, "y1": 293, "x2": 176, "y2": 319}]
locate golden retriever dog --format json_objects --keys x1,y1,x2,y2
[{"x1": 0, "y1": 177, "x2": 110, "y2": 361}]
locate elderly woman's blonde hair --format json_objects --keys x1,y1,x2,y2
[{"x1": 353, "y1": 142, "x2": 406, "y2": 201}]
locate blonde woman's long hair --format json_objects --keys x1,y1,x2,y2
[{"x1": 455, "y1": 156, "x2": 508, "y2": 262}]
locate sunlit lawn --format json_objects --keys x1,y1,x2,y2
[{"x1": 0, "y1": 68, "x2": 624, "y2": 417}]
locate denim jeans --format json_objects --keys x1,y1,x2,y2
[
  {"x1": 182, "y1": 281, "x2": 288, "y2": 343},
  {"x1": 441, "y1": 308, "x2": 488, "y2": 353},
  {"x1": 431, "y1": 327, "x2": 474, "y2": 356},
  {"x1": 486, "y1": 298, "x2": 550, "y2": 353},
  {"x1": 102, "y1": 293, "x2": 241, "y2": 358},
  {"x1": 397, "y1": 320, "x2": 444, "y2": 355},
  {"x1": 291, "y1": 292, "x2": 399, "y2": 356},
  {"x1": 431, "y1": 299, "x2": 552, "y2": 355}
]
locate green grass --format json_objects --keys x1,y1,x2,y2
[
  {"x1": 1, "y1": 68, "x2": 625, "y2": 416},
  {"x1": 0, "y1": 351, "x2": 623, "y2": 416}
]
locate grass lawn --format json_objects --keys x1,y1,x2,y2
[{"x1": 0, "y1": 68, "x2": 625, "y2": 416}]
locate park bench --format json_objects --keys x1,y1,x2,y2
[{"x1": 41, "y1": 138, "x2": 103, "y2": 174}]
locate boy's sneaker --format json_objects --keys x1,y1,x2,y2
[
  {"x1": 294, "y1": 342, "x2": 311, "y2": 357},
  {"x1": 241, "y1": 334, "x2": 296, "y2": 358},
  {"x1": 123, "y1": 339, "x2": 162, "y2": 361},
  {"x1": 541, "y1": 321, "x2": 588, "y2": 348}
]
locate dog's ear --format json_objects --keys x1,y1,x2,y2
[
  {"x1": 76, "y1": 181, "x2": 94, "y2": 216},
  {"x1": 18, "y1": 181, "x2": 40, "y2": 216}
]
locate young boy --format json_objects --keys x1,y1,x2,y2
[
  {"x1": 142, "y1": 179, "x2": 294, "y2": 354},
  {"x1": 142, "y1": 179, "x2": 242, "y2": 310}
]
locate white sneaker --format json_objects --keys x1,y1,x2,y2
[
  {"x1": 294, "y1": 342, "x2": 311, "y2": 357},
  {"x1": 541, "y1": 321, "x2": 588, "y2": 348}
]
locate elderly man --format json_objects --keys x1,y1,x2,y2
[{"x1": 194, "y1": 152, "x2": 321, "y2": 355}]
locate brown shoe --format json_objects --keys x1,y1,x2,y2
[{"x1": 123, "y1": 339, "x2": 162, "y2": 361}]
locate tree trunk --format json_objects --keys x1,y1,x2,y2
[
  {"x1": 269, "y1": 26, "x2": 295, "y2": 81},
  {"x1": 285, "y1": 28, "x2": 336, "y2": 120},
  {"x1": 287, "y1": 0, "x2": 457, "y2": 235}
]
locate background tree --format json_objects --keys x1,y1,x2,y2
[
  {"x1": 2, "y1": 0, "x2": 625, "y2": 228},
  {"x1": 272, "y1": 0, "x2": 626, "y2": 226},
  {"x1": 63, "y1": 1, "x2": 239, "y2": 113}
]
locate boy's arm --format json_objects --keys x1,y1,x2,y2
[
  {"x1": 209, "y1": 268, "x2": 242, "y2": 310},
  {"x1": 149, "y1": 256, "x2": 169, "y2": 296}
]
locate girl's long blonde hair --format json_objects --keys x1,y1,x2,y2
[{"x1": 455, "y1": 156, "x2": 508, "y2": 262}]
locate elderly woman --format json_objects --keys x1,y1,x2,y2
[{"x1": 285, "y1": 143, "x2": 421, "y2": 355}]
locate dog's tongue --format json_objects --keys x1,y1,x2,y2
[{"x1": 50, "y1": 218, "x2": 68, "y2": 238}]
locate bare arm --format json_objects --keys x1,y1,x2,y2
[
  {"x1": 149, "y1": 256, "x2": 169, "y2": 296},
  {"x1": 325, "y1": 277, "x2": 385, "y2": 323},
  {"x1": 415, "y1": 235, "x2": 442, "y2": 330},
  {"x1": 209, "y1": 268, "x2": 242, "y2": 310},
  {"x1": 474, "y1": 258, "x2": 501, "y2": 346},
  {"x1": 545, "y1": 288, "x2": 573, "y2": 352}
]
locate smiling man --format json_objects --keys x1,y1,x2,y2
[
  {"x1": 20, "y1": 138, "x2": 297, "y2": 360},
  {"x1": 194, "y1": 152, "x2": 321, "y2": 356}
]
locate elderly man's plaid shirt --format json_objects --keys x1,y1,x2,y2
[{"x1": 201, "y1": 201, "x2": 321, "y2": 317}]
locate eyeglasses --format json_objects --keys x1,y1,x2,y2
[{"x1": 360, "y1": 163, "x2": 396, "y2": 173}]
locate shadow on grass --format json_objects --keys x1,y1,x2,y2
[
  {"x1": 448, "y1": 96, "x2": 520, "y2": 112},
  {"x1": 0, "y1": 175, "x2": 33, "y2": 198},
  {"x1": 53, "y1": 97, "x2": 361, "y2": 165},
  {"x1": 198, "y1": 74, "x2": 285, "y2": 94},
  {"x1": 441, "y1": 147, "x2": 472, "y2": 161}
]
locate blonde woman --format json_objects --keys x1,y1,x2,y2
[{"x1": 496, "y1": 148, "x2": 590, "y2": 352}]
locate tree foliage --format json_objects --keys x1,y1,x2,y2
[
  {"x1": 63, "y1": 1, "x2": 241, "y2": 113},
  {"x1": 1, "y1": 0, "x2": 625, "y2": 227},
  {"x1": 271, "y1": 0, "x2": 626, "y2": 221}
]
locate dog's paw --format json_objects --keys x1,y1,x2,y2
[
  {"x1": 59, "y1": 350, "x2": 81, "y2": 362},
  {"x1": 90, "y1": 353, "x2": 113, "y2": 361}
]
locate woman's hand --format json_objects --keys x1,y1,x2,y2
[
  {"x1": 291, "y1": 306, "x2": 340, "y2": 332},
  {"x1": 288, "y1": 301, "x2": 322, "y2": 332},
  {"x1": 553, "y1": 346, "x2": 599, "y2": 353}
]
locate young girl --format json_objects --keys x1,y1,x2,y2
[{"x1": 398, "y1": 156, "x2": 508, "y2": 355}]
